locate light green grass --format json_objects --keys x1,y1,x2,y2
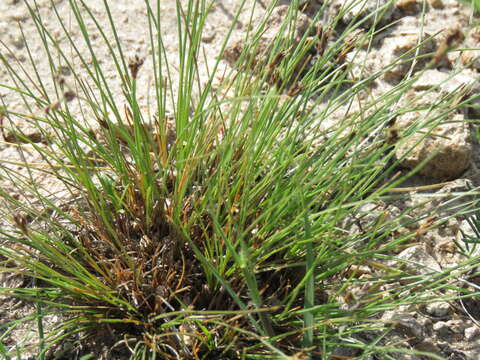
[{"x1": 0, "y1": 0, "x2": 479, "y2": 359}]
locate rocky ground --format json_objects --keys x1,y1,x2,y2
[{"x1": 1, "y1": 0, "x2": 480, "y2": 358}]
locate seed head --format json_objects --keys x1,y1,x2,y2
[{"x1": 128, "y1": 55, "x2": 145, "y2": 80}]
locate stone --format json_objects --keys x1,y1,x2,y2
[
  {"x1": 441, "y1": 69, "x2": 480, "y2": 119},
  {"x1": 464, "y1": 326, "x2": 479, "y2": 341},
  {"x1": 382, "y1": 29, "x2": 436, "y2": 82},
  {"x1": 407, "y1": 69, "x2": 480, "y2": 96},
  {"x1": 395, "y1": 112, "x2": 472, "y2": 180},
  {"x1": 425, "y1": 301, "x2": 450, "y2": 317},
  {"x1": 461, "y1": 26, "x2": 480, "y2": 71},
  {"x1": 412, "y1": 69, "x2": 449, "y2": 91},
  {"x1": 201, "y1": 24, "x2": 216, "y2": 43},
  {"x1": 342, "y1": 202, "x2": 385, "y2": 231},
  {"x1": 441, "y1": 69, "x2": 480, "y2": 95},
  {"x1": 433, "y1": 321, "x2": 450, "y2": 337},
  {"x1": 445, "y1": 319, "x2": 467, "y2": 334},
  {"x1": 429, "y1": 179, "x2": 476, "y2": 218},
  {"x1": 411, "y1": 68, "x2": 479, "y2": 122},
  {"x1": 397, "y1": 244, "x2": 442, "y2": 275},
  {"x1": 387, "y1": 313, "x2": 424, "y2": 339}
]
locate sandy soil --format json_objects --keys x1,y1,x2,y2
[{"x1": 1, "y1": 0, "x2": 480, "y2": 358}]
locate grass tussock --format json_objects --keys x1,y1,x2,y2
[{"x1": 0, "y1": 0, "x2": 480, "y2": 359}]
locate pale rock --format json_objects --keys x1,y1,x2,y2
[
  {"x1": 401, "y1": 88, "x2": 443, "y2": 110},
  {"x1": 464, "y1": 326, "x2": 479, "y2": 341},
  {"x1": 432, "y1": 321, "x2": 450, "y2": 337},
  {"x1": 436, "y1": 340, "x2": 448, "y2": 348},
  {"x1": 345, "y1": 48, "x2": 379, "y2": 81},
  {"x1": 417, "y1": 316, "x2": 433, "y2": 328},
  {"x1": 445, "y1": 319, "x2": 467, "y2": 334},
  {"x1": 441, "y1": 0, "x2": 467, "y2": 14},
  {"x1": 429, "y1": 179, "x2": 476, "y2": 217},
  {"x1": 382, "y1": 306, "x2": 412, "y2": 321},
  {"x1": 397, "y1": 244, "x2": 442, "y2": 274},
  {"x1": 382, "y1": 29, "x2": 436, "y2": 82},
  {"x1": 461, "y1": 26, "x2": 480, "y2": 71},
  {"x1": 409, "y1": 68, "x2": 479, "y2": 127},
  {"x1": 201, "y1": 24, "x2": 216, "y2": 43},
  {"x1": 441, "y1": 69, "x2": 480, "y2": 95},
  {"x1": 409, "y1": 69, "x2": 480, "y2": 97},
  {"x1": 442, "y1": 69, "x2": 480, "y2": 119},
  {"x1": 342, "y1": 202, "x2": 386, "y2": 232},
  {"x1": 395, "y1": 112, "x2": 472, "y2": 180},
  {"x1": 384, "y1": 313, "x2": 424, "y2": 339},
  {"x1": 412, "y1": 69, "x2": 449, "y2": 91},
  {"x1": 425, "y1": 301, "x2": 450, "y2": 317},
  {"x1": 340, "y1": 202, "x2": 416, "y2": 249}
]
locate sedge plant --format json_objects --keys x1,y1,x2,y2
[{"x1": 0, "y1": 0, "x2": 479, "y2": 359}]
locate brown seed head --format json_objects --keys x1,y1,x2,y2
[
  {"x1": 63, "y1": 90, "x2": 76, "y2": 102},
  {"x1": 128, "y1": 55, "x2": 145, "y2": 80}
]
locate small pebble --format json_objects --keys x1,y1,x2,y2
[
  {"x1": 433, "y1": 321, "x2": 450, "y2": 337},
  {"x1": 446, "y1": 319, "x2": 466, "y2": 334},
  {"x1": 464, "y1": 326, "x2": 479, "y2": 341},
  {"x1": 426, "y1": 302, "x2": 450, "y2": 317},
  {"x1": 201, "y1": 25, "x2": 216, "y2": 43}
]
